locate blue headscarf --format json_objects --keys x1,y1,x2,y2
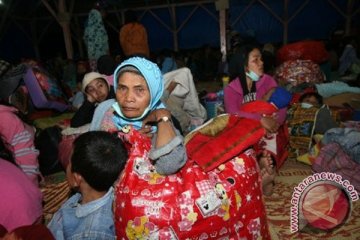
[{"x1": 112, "y1": 57, "x2": 165, "y2": 130}]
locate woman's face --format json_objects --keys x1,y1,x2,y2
[
  {"x1": 246, "y1": 48, "x2": 264, "y2": 77},
  {"x1": 85, "y1": 78, "x2": 109, "y2": 103},
  {"x1": 116, "y1": 71, "x2": 150, "y2": 119}
]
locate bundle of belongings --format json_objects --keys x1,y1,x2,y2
[
  {"x1": 312, "y1": 124, "x2": 360, "y2": 193},
  {"x1": 274, "y1": 59, "x2": 325, "y2": 91},
  {"x1": 111, "y1": 100, "x2": 278, "y2": 239},
  {"x1": 0, "y1": 59, "x2": 70, "y2": 117},
  {"x1": 276, "y1": 40, "x2": 329, "y2": 65}
]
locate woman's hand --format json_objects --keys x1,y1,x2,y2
[
  {"x1": 141, "y1": 109, "x2": 176, "y2": 147},
  {"x1": 138, "y1": 124, "x2": 153, "y2": 138},
  {"x1": 260, "y1": 116, "x2": 279, "y2": 134}
]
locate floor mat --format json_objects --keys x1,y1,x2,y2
[
  {"x1": 264, "y1": 159, "x2": 360, "y2": 239},
  {"x1": 41, "y1": 172, "x2": 70, "y2": 224}
]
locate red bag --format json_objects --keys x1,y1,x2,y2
[
  {"x1": 114, "y1": 126, "x2": 270, "y2": 239},
  {"x1": 276, "y1": 40, "x2": 329, "y2": 65}
]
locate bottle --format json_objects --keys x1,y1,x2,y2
[{"x1": 222, "y1": 75, "x2": 229, "y2": 88}]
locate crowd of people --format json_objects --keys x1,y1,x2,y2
[{"x1": 0, "y1": 2, "x2": 359, "y2": 238}]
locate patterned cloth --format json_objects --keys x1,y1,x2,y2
[
  {"x1": 287, "y1": 104, "x2": 320, "y2": 158},
  {"x1": 83, "y1": 9, "x2": 109, "y2": 71},
  {"x1": 313, "y1": 142, "x2": 360, "y2": 193},
  {"x1": 274, "y1": 59, "x2": 324, "y2": 88},
  {"x1": 113, "y1": 125, "x2": 270, "y2": 239},
  {"x1": 321, "y1": 127, "x2": 360, "y2": 164}
]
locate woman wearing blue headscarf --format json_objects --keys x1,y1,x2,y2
[{"x1": 91, "y1": 57, "x2": 186, "y2": 175}]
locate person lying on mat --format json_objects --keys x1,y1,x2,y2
[
  {"x1": 299, "y1": 92, "x2": 337, "y2": 134},
  {"x1": 70, "y1": 72, "x2": 115, "y2": 128}
]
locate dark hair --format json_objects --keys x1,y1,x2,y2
[
  {"x1": 35, "y1": 126, "x2": 63, "y2": 175},
  {"x1": 299, "y1": 92, "x2": 323, "y2": 105},
  {"x1": 228, "y1": 43, "x2": 260, "y2": 94},
  {"x1": 97, "y1": 55, "x2": 117, "y2": 76},
  {"x1": 0, "y1": 135, "x2": 16, "y2": 166},
  {"x1": 71, "y1": 131, "x2": 128, "y2": 192}
]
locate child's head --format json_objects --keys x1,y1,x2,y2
[
  {"x1": 82, "y1": 72, "x2": 110, "y2": 102},
  {"x1": 68, "y1": 131, "x2": 128, "y2": 192},
  {"x1": 299, "y1": 92, "x2": 323, "y2": 108}
]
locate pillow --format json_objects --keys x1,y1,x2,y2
[{"x1": 23, "y1": 67, "x2": 69, "y2": 112}]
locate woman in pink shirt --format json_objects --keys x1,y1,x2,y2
[
  {"x1": 0, "y1": 137, "x2": 42, "y2": 232},
  {"x1": 224, "y1": 44, "x2": 289, "y2": 195},
  {"x1": 224, "y1": 44, "x2": 286, "y2": 128}
]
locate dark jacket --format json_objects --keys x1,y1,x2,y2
[{"x1": 70, "y1": 88, "x2": 115, "y2": 128}]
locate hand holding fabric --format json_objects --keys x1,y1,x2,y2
[{"x1": 260, "y1": 116, "x2": 279, "y2": 133}]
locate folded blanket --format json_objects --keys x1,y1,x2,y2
[
  {"x1": 316, "y1": 81, "x2": 360, "y2": 98},
  {"x1": 322, "y1": 127, "x2": 360, "y2": 163}
]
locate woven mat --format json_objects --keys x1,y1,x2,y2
[
  {"x1": 40, "y1": 172, "x2": 70, "y2": 224},
  {"x1": 264, "y1": 159, "x2": 360, "y2": 239}
]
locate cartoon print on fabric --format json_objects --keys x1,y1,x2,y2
[{"x1": 103, "y1": 109, "x2": 270, "y2": 238}]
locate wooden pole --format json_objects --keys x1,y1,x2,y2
[
  {"x1": 345, "y1": 0, "x2": 354, "y2": 35},
  {"x1": 58, "y1": 0, "x2": 73, "y2": 59},
  {"x1": 216, "y1": 0, "x2": 228, "y2": 64},
  {"x1": 171, "y1": 5, "x2": 178, "y2": 51},
  {"x1": 283, "y1": 0, "x2": 288, "y2": 45}
]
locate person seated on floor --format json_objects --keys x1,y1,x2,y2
[
  {"x1": 47, "y1": 131, "x2": 128, "y2": 239},
  {"x1": 225, "y1": 43, "x2": 284, "y2": 129},
  {"x1": 0, "y1": 136, "x2": 43, "y2": 233},
  {"x1": 91, "y1": 56, "x2": 187, "y2": 174},
  {"x1": 158, "y1": 49, "x2": 178, "y2": 74},
  {"x1": 55, "y1": 58, "x2": 185, "y2": 171},
  {"x1": 338, "y1": 36, "x2": 359, "y2": 78},
  {"x1": 68, "y1": 72, "x2": 86, "y2": 110},
  {"x1": 240, "y1": 86, "x2": 293, "y2": 196},
  {"x1": 260, "y1": 86, "x2": 292, "y2": 196},
  {"x1": 0, "y1": 102, "x2": 41, "y2": 186},
  {"x1": 70, "y1": 71, "x2": 115, "y2": 128},
  {"x1": 225, "y1": 44, "x2": 290, "y2": 196},
  {"x1": 299, "y1": 91, "x2": 338, "y2": 135},
  {"x1": 92, "y1": 57, "x2": 270, "y2": 239},
  {"x1": 287, "y1": 91, "x2": 338, "y2": 164}
]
